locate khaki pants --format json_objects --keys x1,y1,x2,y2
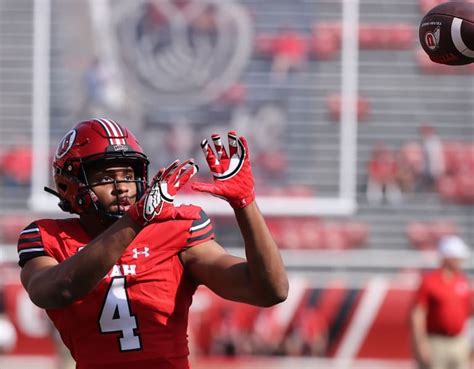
[{"x1": 426, "y1": 334, "x2": 470, "y2": 369}]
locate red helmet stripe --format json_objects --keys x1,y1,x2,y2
[
  {"x1": 108, "y1": 119, "x2": 125, "y2": 136},
  {"x1": 96, "y1": 118, "x2": 126, "y2": 145},
  {"x1": 105, "y1": 119, "x2": 126, "y2": 145},
  {"x1": 103, "y1": 118, "x2": 121, "y2": 145},
  {"x1": 96, "y1": 118, "x2": 115, "y2": 145}
]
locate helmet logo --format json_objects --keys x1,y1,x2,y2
[{"x1": 55, "y1": 129, "x2": 77, "y2": 159}]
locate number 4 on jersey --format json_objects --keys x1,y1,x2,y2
[{"x1": 99, "y1": 277, "x2": 142, "y2": 351}]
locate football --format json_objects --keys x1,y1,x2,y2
[{"x1": 419, "y1": 1, "x2": 474, "y2": 65}]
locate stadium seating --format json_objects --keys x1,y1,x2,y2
[
  {"x1": 310, "y1": 22, "x2": 414, "y2": 54},
  {"x1": 266, "y1": 217, "x2": 369, "y2": 250},
  {"x1": 326, "y1": 94, "x2": 371, "y2": 122},
  {"x1": 406, "y1": 220, "x2": 458, "y2": 250},
  {"x1": 437, "y1": 141, "x2": 474, "y2": 204},
  {"x1": 310, "y1": 22, "x2": 341, "y2": 60}
]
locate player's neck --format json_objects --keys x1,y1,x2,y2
[{"x1": 79, "y1": 213, "x2": 113, "y2": 238}]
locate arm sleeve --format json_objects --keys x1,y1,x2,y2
[
  {"x1": 413, "y1": 275, "x2": 429, "y2": 308},
  {"x1": 185, "y1": 209, "x2": 215, "y2": 247},
  {"x1": 17, "y1": 222, "x2": 47, "y2": 267}
]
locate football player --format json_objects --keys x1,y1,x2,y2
[{"x1": 17, "y1": 119, "x2": 288, "y2": 369}]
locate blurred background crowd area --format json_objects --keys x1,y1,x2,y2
[
  {"x1": 0, "y1": 0, "x2": 473, "y2": 366},
  {"x1": 0, "y1": 0, "x2": 472, "y2": 252}
]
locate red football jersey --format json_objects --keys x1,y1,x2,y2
[{"x1": 17, "y1": 206, "x2": 214, "y2": 369}]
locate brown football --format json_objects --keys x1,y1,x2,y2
[{"x1": 419, "y1": 1, "x2": 474, "y2": 65}]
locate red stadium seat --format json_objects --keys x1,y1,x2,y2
[
  {"x1": 342, "y1": 221, "x2": 369, "y2": 248},
  {"x1": 311, "y1": 32, "x2": 340, "y2": 60},
  {"x1": 312, "y1": 22, "x2": 342, "y2": 43},
  {"x1": 0, "y1": 145, "x2": 33, "y2": 186},
  {"x1": 392, "y1": 23, "x2": 415, "y2": 49},
  {"x1": 310, "y1": 22, "x2": 341, "y2": 60},
  {"x1": 399, "y1": 142, "x2": 424, "y2": 175},
  {"x1": 326, "y1": 94, "x2": 371, "y2": 122},
  {"x1": 299, "y1": 218, "x2": 325, "y2": 249},
  {"x1": 437, "y1": 176, "x2": 460, "y2": 203},
  {"x1": 284, "y1": 184, "x2": 315, "y2": 197},
  {"x1": 407, "y1": 222, "x2": 432, "y2": 250},
  {"x1": 311, "y1": 22, "x2": 413, "y2": 55},
  {"x1": 407, "y1": 220, "x2": 458, "y2": 250},
  {"x1": 217, "y1": 83, "x2": 247, "y2": 106},
  {"x1": 267, "y1": 217, "x2": 308, "y2": 250},
  {"x1": 322, "y1": 223, "x2": 350, "y2": 250},
  {"x1": 450, "y1": 142, "x2": 467, "y2": 174},
  {"x1": 254, "y1": 33, "x2": 275, "y2": 57},
  {"x1": 457, "y1": 143, "x2": 474, "y2": 175},
  {"x1": 463, "y1": 144, "x2": 474, "y2": 172},
  {"x1": 442, "y1": 142, "x2": 474, "y2": 175},
  {"x1": 0, "y1": 215, "x2": 29, "y2": 243},
  {"x1": 429, "y1": 221, "x2": 458, "y2": 242},
  {"x1": 457, "y1": 174, "x2": 474, "y2": 203},
  {"x1": 358, "y1": 24, "x2": 414, "y2": 49},
  {"x1": 443, "y1": 142, "x2": 463, "y2": 175},
  {"x1": 268, "y1": 28, "x2": 309, "y2": 63},
  {"x1": 266, "y1": 217, "x2": 369, "y2": 250},
  {"x1": 358, "y1": 25, "x2": 377, "y2": 49},
  {"x1": 437, "y1": 141, "x2": 474, "y2": 204}
]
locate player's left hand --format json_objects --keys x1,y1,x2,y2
[{"x1": 192, "y1": 131, "x2": 255, "y2": 209}]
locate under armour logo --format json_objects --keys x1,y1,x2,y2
[{"x1": 132, "y1": 247, "x2": 150, "y2": 259}]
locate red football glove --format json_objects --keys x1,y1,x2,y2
[
  {"x1": 128, "y1": 159, "x2": 199, "y2": 226},
  {"x1": 192, "y1": 131, "x2": 255, "y2": 209}
]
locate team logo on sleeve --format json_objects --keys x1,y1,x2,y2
[{"x1": 55, "y1": 129, "x2": 77, "y2": 159}]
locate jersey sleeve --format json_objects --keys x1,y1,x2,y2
[
  {"x1": 17, "y1": 222, "x2": 47, "y2": 267},
  {"x1": 413, "y1": 274, "x2": 429, "y2": 308},
  {"x1": 185, "y1": 209, "x2": 214, "y2": 247}
]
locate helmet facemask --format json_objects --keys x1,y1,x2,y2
[{"x1": 79, "y1": 155, "x2": 148, "y2": 223}]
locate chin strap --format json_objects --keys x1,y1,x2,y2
[
  {"x1": 44, "y1": 186, "x2": 61, "y2": 198},
  {"x1": 44, "y1": 186, "x2": 73, "y2": 213}
]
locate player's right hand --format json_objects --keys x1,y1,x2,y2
[
  {"x1": 127, "y1": 159, "x2": 199, "y2": 226},
  {"x1": 192, "y1": 131, "x2": 255, "y2": 209}
]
